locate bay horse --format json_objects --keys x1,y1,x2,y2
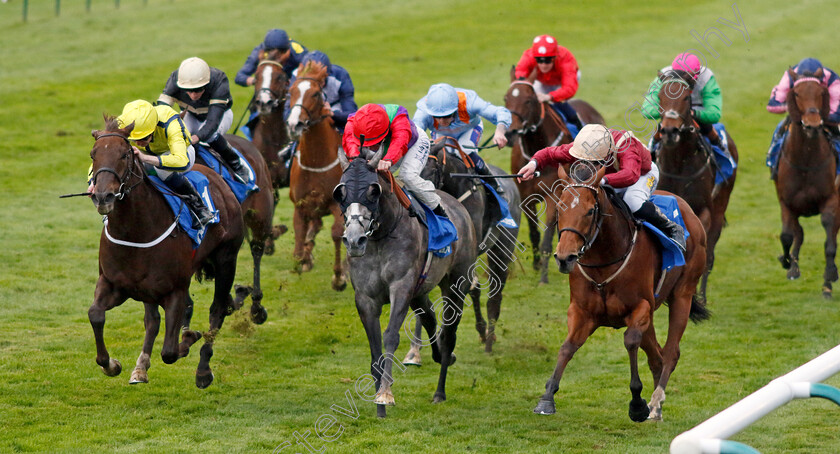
[
  {"x1": 533, "y1": 163, "x2": 709, "y2": 421},
  {"x1": 504, "y1": 68, "x2": 605, "y2": 284},
  {"x1": 774, "y1": 69, "x2": 839, "y2": 297},
  {"x1": 252, "y1": 58, "x2": 292, "y2": 190},
  {"x1": 333, "y1": 148, "x2": 477, "y2": 418},
  {"x1": 88, "y1": 117, "x2": 244, "y2": 388},
  {"x1": 656, "y1": 71, "x2": 738, "y2": 303},
  {"x1": 286, "y1": 61, "x2": 346, "y2": 291},
  {"x1": 405, "y1": 137, "x2": 522, "y2": 356}
]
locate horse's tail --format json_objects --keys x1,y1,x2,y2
[
  {"x1": 194, "y1": 261, "x2": 217, "y2": 283},
  {"x1": 688, "y1": 294, "x2": 712, "y2": 323}
]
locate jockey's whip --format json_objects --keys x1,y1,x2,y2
[
  {"x1": 233, "y1": 93, "x2": 256, "y2": 134},
  {"x1": 450, "y1": 171, "x2": 540, "y2": 179},
  {"x1": 460, "y1": 144, "x2": 500, "y2": 150},
  {"x1": 59, "y1": 192, "x2": 92, "y2": 198}
]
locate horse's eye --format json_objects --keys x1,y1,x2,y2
[{"x1": 586, "y1": 208, "x2": 595, "y2": 216}]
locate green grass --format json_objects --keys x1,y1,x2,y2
[{"x1": 2, "y1": 0, "x2": 840, "y2": 452}]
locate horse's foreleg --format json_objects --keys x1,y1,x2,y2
[
  {"x1": 330, "y1": 205, "x2": 347, "y2": 291},
  {"x1": 820, "y1": 202, "x2": 840, "y2": 298},
  {"x1": 483, "y1": 249, "x2": 512, "y2": 353},
  {"x1": 624, "y1": 301, "x2": 653, "y2": 423},
  {"x1": 160, "y1": 290, "x2": 187, "y2": 366},
  {"x1": 130, "y1": 303, "x2": 160, "y2": 384},
  {"x1": 534, "y1": 304, "x2": 597, "y2": 415},
  {"x1": 376, "y1": 286, "x2": 415, "y2": 407},
  {"x1": 292, "y1": 207, "x2": 308, "y2": 273},
  {"x1": 538, "y1": 214, "x2": 557, "y2": 285},
  {"x1": 356, "y1": 294, "x2": 385, "y2": 417},
  {"x1": 89, "y1": 277, "x2": 127, "y2": 377},
  {"x1": 778, "y1": 205, "x2": 800, "y2": 278},
  {"x1": 640, "y1": 323, "x2": 664, "y2": 420},
  {"x1": 524, "y1": 198, "x2": 542, "y2": 271},
  {"x1": 402, "y1": 313, "x2": 424, "y2": 367},
  {"x1": 649, "y1": 290, "x2": 695, "y2": 422},
  {"x1": 471, "y1": 279, "x2": 486, "y2": 345},
  {"x1": 179, "y1": 295, "x2": 201, "y2": 358},
  {"x1": 301, "y1": 215, "x2": 323, "y2": 272}
]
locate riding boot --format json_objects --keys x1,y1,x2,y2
[
  {"x1": 433, "y1": 204, "x2": 449, "y2": 219},
  {"x1": 470, "y1": 152, "x2": 504, "y2": 194},
  {"x1": 168, "y1": 173, "x2": 215, "y2": 229},
  {"x1": 635, "y1": 200, "x2": 686, "y2": 252},
  {"x1": 768, "y1": 118, "x2": 789, "y2": 181},
  {"x1": 209, "y1": 135, "x2": 249, "y2": 183}
]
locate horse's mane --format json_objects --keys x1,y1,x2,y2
[
  {"x1": 103, "y1": 114, "x2": 120, "y2": 132},
  {"x1": 297, "y1": 61, "x2": 327, "y2": 80},
  {"x1": 569, "y1": 161, "x2": 602, "y2": 184}
]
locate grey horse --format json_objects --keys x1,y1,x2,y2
[
  {"x1": 404, "y1": 140, "x2": 522, "y2": 358},
  {"x1": 333, "y1": 147, "x2": 477, "y2": 418}
]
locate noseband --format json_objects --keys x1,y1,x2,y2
[
  {"x1": 290, "y1": 76, "x2": 330, "y2": 131},
  {"x1": 91, "y1": 133, "x2": 142, "y2": 200}
]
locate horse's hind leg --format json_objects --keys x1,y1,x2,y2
[
  {"x1": 640, "y1": 324, "x2": 665, "y2": 420},
  {"x1": 522, "y1": 197, "x2": 542, "y2": 271},
  {"x1": 624, "y1": 301, "x2": 654, "y2": 423},
  {"x1": 484, "y1": 244, "x2": 513, "y2": 353},
  {"x1": 196, "y1": 250, "x2": 238, "y2": 389},
  {"x1": 538, "y1": 214, "x2": 558, "y2": 285},
  {"x1": 248, "y1": 237, "x2": 267, "y2": 324},
  {"x1": 130, "y1": 303, "x2": 160, "y2": 384},
  {"x1": 534, "y1": 304, "x2": 597, "y2": 415},
  {"x1": 471, "y1": 282, "x2": 486, "y2": 345},
  {"x1": 402, "y1": 295, "x2": 440, "y2": 367},
  {"x1": 179, "y1": 295, "x2": 202, "y2": 358},
  {"x1": 330, "y1": 205, "x2": 347, "y2": 291},
  {"x1": 89, "y1": 277, "x2": 128, "y2": 377},
  {"x1": 820, "y1": 202, "x2": 840, "y2": 298},
  {"x1": 160, "y1": 290, "x2": 187, "y2": 366}
]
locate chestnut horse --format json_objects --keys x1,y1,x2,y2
[
  {"x1": 252, "y1": 58, "x2": 292, "y2": 190},
  {"x1": 286, "y1": 61, "x2": 346, "y2": 290},
  {"x1": 656, "y1": 72, "x2": 738, "y2": 303},
  {"x1": 88, "y1": 117, "x2": 244, "y2": 388},
  {"x1": 533, "y1": 164, "x2": 709, "y2": 421},
  {"x1": 504, "y1": 69, "x2": 605, "y2": 284},
  {"x1": 775, "y1": 69, "x2": 839, "y2": 297}
]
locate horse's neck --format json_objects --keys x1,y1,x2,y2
[
  {"x1": 299, "y1": 119, "x2": 339, "y2": 167},
  {"x1": 787, "y1": 123, "x2": 830, "y2": 162},
  {"x1": 520, "y1": 116, "x2": 567, "y2": 157},
  {"x1": 107, "y1": 178, "x2": 173, "y2": 242},
  {"x1": 372, "y1": 188, "x2": 405, "y2": 240},
  {"x1": 587, "y1": 191, "x2": 633, "y2": 262},
  {"x1": 659, "y1": 133, "x2": 702, "y2": 169}
]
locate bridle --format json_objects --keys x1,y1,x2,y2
[
  {"x1": 90, "y1": 133, "x2": 144, "y2": 200},
  {"x1": 254, "y1": 60, "x2": 287, "y2": 113},
  {"x1": 658, "y1": 78, "x2": 697, "y2": 137},
  {"x1": 506, "y1": 80, "x2": 544, "y2": 136},
  {"x1": 289, "y1": 76, "x2": 330, "y2": 132},
  {"x1": 791, "y1": 77, "x2": 826, "y2": 131}
]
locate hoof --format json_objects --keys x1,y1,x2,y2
[
  {"x1": 823, "y1": 286, "x2": 833, "y2": 299},
  {"x1": 787, "y1": 268, "x2": 800, "y2": 280},
  {"x1": 629, "y1": 398, "x2": 649, "y2": 422},
  {"x1": 648, "y1": 406, "x2": 663, "y2": 421},
  {"x1": 374, "y1": 390, "x2": 395, "y2": 406},
  {"x1": 301, "y1": 261, "x2": 313, "y2": 273},
  {"x1": 101, "y1": 358, "x2": 122, "y2": 377},
  {"x1": 129, "y1": 368, "x2": 148, "y2": 384},
  {"x1": 778, "y1": 254, "x2": 791, "y2": 269},
  {"x1": 533, "y1": 399, "x2": 556, "y2": 415},
  {"x1": 271, "y1": 224, "x2": 288, "y2": 240},
  {"x1": 196, "y1": 370, "x2": 214, "y2": 389},
  {"x1": 251, "y1": 304, "x2": 268, "y2": 325},
  {"x1": 233, "y1": 285, "x2": 252, "y2": 310},
  {"x1": 432, "y1": 392, "x2": 446, "y2": 404},
  {"x1": 402, "y1": 349, "x2": 421, "y2": 367},
  {"x1": 331, "y1": 276, "x2": 347, "y2": 292},
  {"x1": 448, "y1": 353, "x2": 457, "y2": 366}
]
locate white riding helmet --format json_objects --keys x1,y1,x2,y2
[
  {"x1": 176, "y1": 57, "x2": 211, "y2": 90},
  {"x1": 418, "y1": 83, "x2": 459, "y2": 117},
  {"x1": 568, "y1": 124, "x2": 615, "y2": 161}
]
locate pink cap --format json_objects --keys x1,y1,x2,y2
[{"x1": 672, "y1": 52, "x2": 701, "y2": 77}]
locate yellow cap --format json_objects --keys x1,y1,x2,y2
[
  {"x1": 568, "y1": 124, "x2": 615, "y2": 161},
  {"x1": 117, "y1": 100, "x2": 158, "y2": 140}
]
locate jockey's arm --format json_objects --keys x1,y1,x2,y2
[
  {"x1": 694, "y1": 75, "x2": 722, "y2": 124},
  {"x1": 234, "y1": 45, "x2": 262, "y2": 87},
  {"x1": 640, "y1": 77, "x2": 664, "y2": 120}
]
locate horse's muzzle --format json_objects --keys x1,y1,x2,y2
[
  {"x1": 342, "y1": 225, "x2": 368, "y2": 257},
  {"x1": 92, "y1": 192, "x2": 116, "y2": 215},
  {"x1": 554, "y1": 253, "x2": 578, "y2": 274},
  {"x1": 661, "y1": 127, "x2": 680, "y2": 146}
]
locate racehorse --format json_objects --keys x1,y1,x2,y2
[
  {"x1": 656, "y1": 71, "x2": 738, "y2": 303},
  {"x1": 333, "y1": 148, "x2": 477, "y2": 417},
  {"x1": 774, "y1": 69, "x2": 839, "y2": 297},
  {"x1": 533, "y1": 163, "x2": 709, "y2": 421},
  {"x1": 252, "y1": 58, "x2": 292, "y2": 190},
  {"x1": 88, "y1": 117, "x2": 244, "y2": 388},
  {"x1": 286, "y1": 61, "x2": 346, "y2": 290},
  {"x1": 405, "y1": 137, "x2": 522, "y2": 355},
  {"x1": 504, "y1": 68, "x2": 605, "y2": 284}
]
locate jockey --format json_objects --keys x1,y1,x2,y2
[
  {"x1": 641, "y1": 52, "x2": 724, "y2": 158},
  {"x1": 157, "y1": 57, "x2": 249, "y2": 183},
  {"x1": 765, "y1": 58, "x2": 840, "y2": 179},
  {"x1": 514, "y1": 34, "x2": 584, "y2": 134},
  {"x1": 518, "y1": 124, "x2": 686, "y2": 251},
  {"x1": 88, "y1": 100, "x2": 214, "y2": 228},
  {"x1": 413, "y1": 83, "x2": 511, "y2": 193},
  {"x1": 342, "y1": 103, "x2": 443, "y2": 218},
  {"x1": 278, "y1": 50, "x2": 358, "y2": 163},
  {"x1": 234, "y1": 28, "x2": 308, "y2": 87}
]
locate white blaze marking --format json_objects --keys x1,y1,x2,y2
[
  {"x1": 287, "y1": 80, "x2": 312, "y2": 129},
  {"x1": 571, "y1": 196, "x2": 579, "y2": 209},
  {"x1": 512, "y1": 88, "x2": 520, "y2": 97},
  {"x1": 258, "y1": 65, "x2": 273, "y2": 104}
]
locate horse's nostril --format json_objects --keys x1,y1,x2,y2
[{"x1": 358, "y1": 236, "x2": 368, "y2": 247}]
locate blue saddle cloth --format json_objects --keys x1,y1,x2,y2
[
  {"x1": 481, "y1": 182, "x2": 518, "y2": 229},
  {"x1": 148, "y1": 172, "x2": 219, "y2": 248},
  {"x1": 641, "y1": 194, "x2": 689, "y2": 271},
  {"x1": 766, "y1": 119, "x2": 840, "y2": 174},
  {"x1": 707, "y1": 124, "x2": 737, "y2": 184},
  {"x1": 195, "y1": 145, "x2": 259, "y2": 203},
  {"x1": 404, "y1": 192, "x2": 458, "y2": 258}
]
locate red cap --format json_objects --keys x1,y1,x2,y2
[
  {"x1": 354, "y1": 104, "x2": 390, "y2": 145},
  {"x1": 531, "y1": 35, "x2": 560, "y2": 58}
]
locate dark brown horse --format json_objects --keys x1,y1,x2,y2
[
  {"x1": 286, "y1": 61, "x2": 346, "y2": 290},
  {"x1": 656, "y1": 72, "x2": 738, "y2": 303},
  {"x1": 533, "y1": 164, "x2": 709, "y2": 421},
  {"x1": 88, "y1": 117, "x2": 244, "y2": 388},
  {"x1": 775, "y1": 69, "x2": 839, "y2": 297},
  {"x1": 252, "y1": 58, "x2": 291, "y2": 190},
  {"x1": 504, "y1": 69, "x2": 605, "y2": 284}
]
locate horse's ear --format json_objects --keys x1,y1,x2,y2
[
  {"x1": 366, "y1": 183, "x2": 381, "y2": 202},
  {"x1": 814, "y1": 67, "x2": 825, "y2": 80},
  {"x1": 92, "y1": 130, "x2": 102, "y2": 139},
  {"x1": 787, "y1": 67, "x2": 798, "y2": 82},
  {"x1": 332, "y1": 183, "x2": 346, "y2": 204},
  {"x1": 594, "y1": 166, "x2": 607, "y2": 185},
  {"x1": 557, "y1": 163, "x2": 570, "y2": 181},
  {"x1": 120, "y1": 121, "x2": 135, "y2": 138},
  {"x1": 510, "y1": 65, "x2": 516, "y2": 82},
  {"x1": 338, "y1": 149, "x2": 350, "y2": 171},
  {"x1": 430, "y1": 138, "x2": 447, "y2": 156}
]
